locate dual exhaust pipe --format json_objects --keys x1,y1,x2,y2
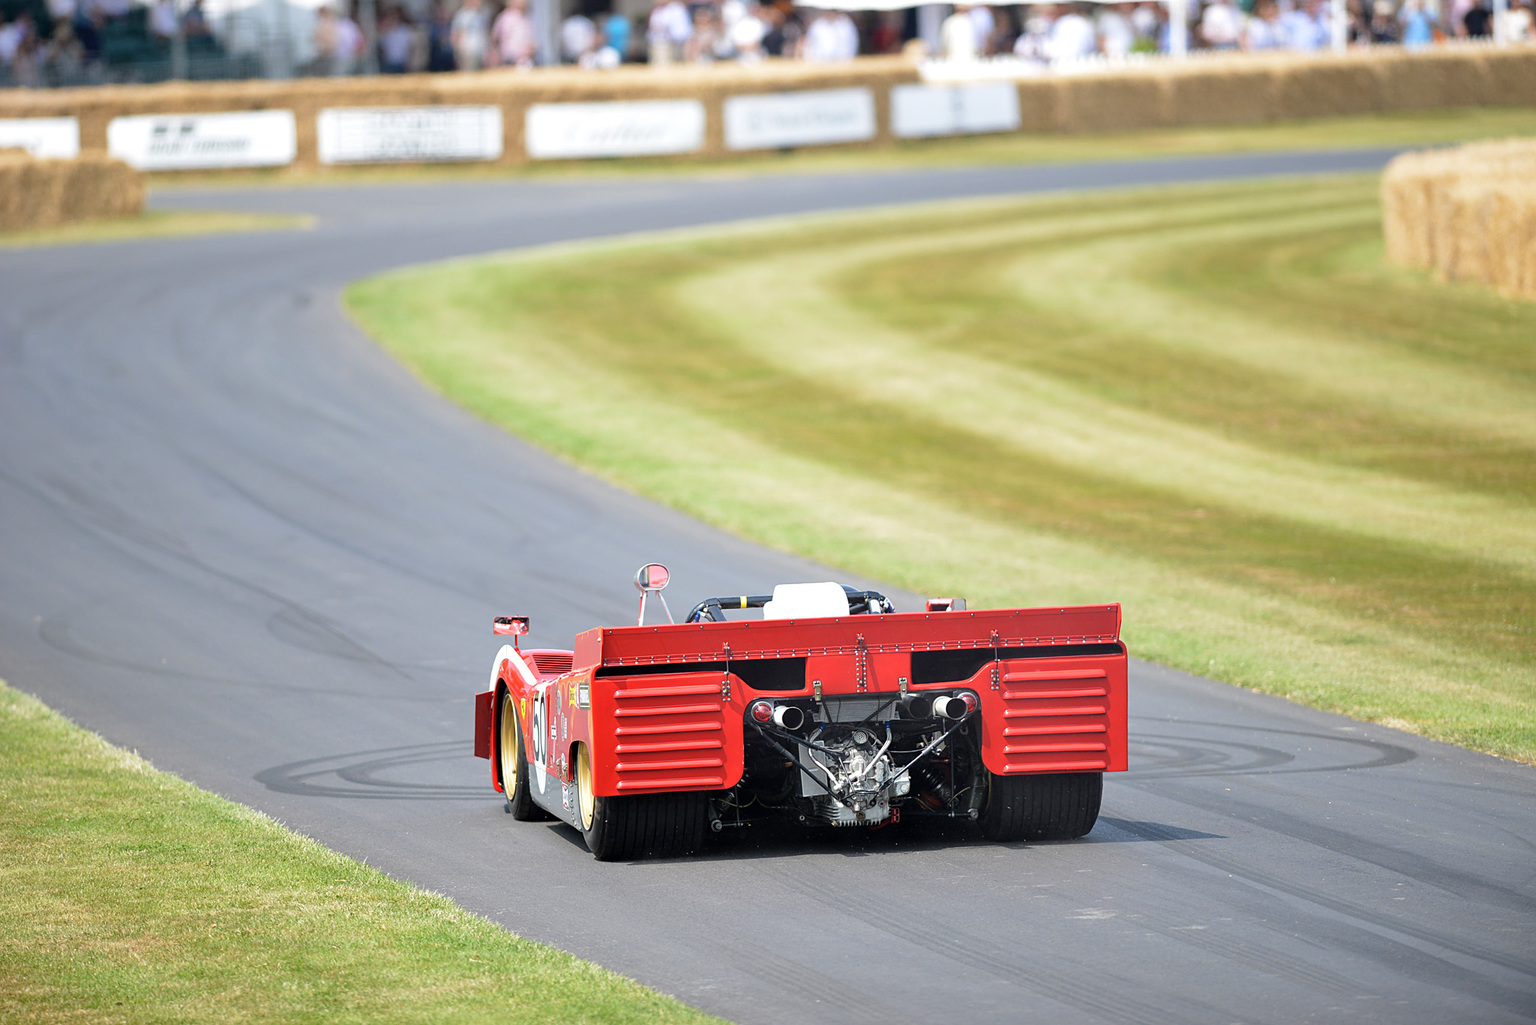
[
  {"x1": 903, "y1": 693, "x2": 970, "y2": 720},
  {"x1": 751, "y1": 692, "x2": 973, "y2": 731}
]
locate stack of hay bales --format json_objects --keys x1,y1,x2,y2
[
  {"x1": 0, "y1": 151, "x2": 145, "y2": 232},
  {"x1": 1382, "y1": 139, "x2": 1536, "y2": 301}
]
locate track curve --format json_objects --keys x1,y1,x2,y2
[{"x1": 2, "y1": 148, "x2": 1533, "y2": 1025}]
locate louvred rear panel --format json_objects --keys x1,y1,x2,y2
[
  {"x1": 977, "y1": 653, "x2": 1128, "y2": 775},
  {"x1": 588, "y1": 670, "x2": 745, "y2": 796}
]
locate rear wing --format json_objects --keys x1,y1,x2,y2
[{"x1": 575, "y1": 604, "x2": 1122, "y2": 671}]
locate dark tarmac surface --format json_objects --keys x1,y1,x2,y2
[{"x1": 2, "y1": 147, "x2": 1533, "y2": 1024}]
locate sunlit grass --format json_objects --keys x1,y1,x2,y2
[
  {"x1": 347, "y1": 173, "x2": 1535, "y2": 762},
  {"x1": 0, "y1": 681, "x2": 724, "y2": 1025},
  {"x1": 0, "y1": 210, "x2": 311, "y2": 249}
]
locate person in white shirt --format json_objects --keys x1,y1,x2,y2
[
  {"x1": 833, "y1": 10, "x2": 858, "y2": 56},
  {"x1": 560, "y1": 12, "x2": 595, "y2": 61},
  {"x1": 1097, "y1": 2, "x2": 1136, "y2": 56},
  {"x1": 148, "y1": 0, "x2": 178, "y2": 39},
  {"x1": 1281, "y1": 0, "x2": 1328, "y2": 48},
  {"x1": 941, "y1": 3, "x2": 977, "y2": 59},
  {"x1": 450, "y1": 0, "x2": 488, "y2": 69},
  {"x1": 492, "y1": 0, "x2": 534, "y2": 67},
  {"x1": 1046, "y1": 2, "x2": 1096, "y2": 61},
  {"x1": 333, "y1": 11, "x2": 362, "y2": 72},
  {"x1": 1200, "y1": 0, "x2": 1243, "y2": 46},
  {"x1": 1499, "y1": 0, "x2": 1532, "y2": 39},
  {"x1": 1012, "y1": 11, "x2": 1051, "y2": 61},
  {"x1": 1243, "y1": 0, "x2": 1285, "y2": 47},
  {"x1": 647, "y1": 0, "x2": 690, "y2": 65},
  {"x1": 730, "y1": 1, "x2": 766, "y2": 61},
  {"x1": 804, "y1": 9, "x2": 856, "y2": 60},
  {"x1": 0, "y1": 18, "x2": 24, "y2": 67}
]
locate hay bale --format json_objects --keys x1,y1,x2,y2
[
  {"x1": 0, "y1": 151, "x2": 144, "y2": 231},
  {"x1": 1382, "y1": 139, "x2": 1536, "y2": 300},
  {"x1": 1481, "y1": 48, "x2": 1536, "y2": 107},
  {"x1": 1014, "y1": 79, "x2": 1060, "y2": 133},
  {"x1": 1164, "y1": 63, "x2": 1275, "y2": 127},
  {"x1": 1053, "y1": 71, "x2": 1169, "y2": 133},
  {"x1": 1274, "y1": 55, "x2": 1383, "y2": 119}
]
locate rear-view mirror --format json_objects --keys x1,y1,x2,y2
[
  {"x1": 493, "y1": 616, "x2": 530, "y2": 636},
  {"x1": 634, "y1": 563, "x2": 670, "y2": 592}
]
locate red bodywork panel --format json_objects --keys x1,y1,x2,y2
[{"x1": 478, "y1": 606, "x2": 1126, "y2": 799}]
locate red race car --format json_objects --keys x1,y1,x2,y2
[{"x1": 475, "y1": 565, "x2": 1127, "y2": 860}]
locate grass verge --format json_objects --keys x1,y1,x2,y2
[
  {"x1": 346, "y1": 171, "x2": 1535, "y2": 764},
  {"x1": 154, "y1": 107, "x2": 1536, "y2": 189},
  {"x1": 0, "y1": 210, "x2": 312, "y2": 249},
  {"x1": 0, "y1": 680, "x2": 723, "y2": 1025}
]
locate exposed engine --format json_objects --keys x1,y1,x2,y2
[
  {"x1": 722, "y1": 687, "x2": 983, "y2": 834},
  {"x1": 802, "y1": 726, "x2": 912, "y2": 827}
]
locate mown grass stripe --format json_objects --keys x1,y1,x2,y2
[
  {"x1": 840, "y1": 205, "x2": 1536, "y2": 505},
  {"x1": 347, "y1": 173, "x2": 1535, "y2": 762},
  {"x1": 665, "y1": 197, "x2": 1536, "y2": 581}
]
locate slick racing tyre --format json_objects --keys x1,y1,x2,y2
[
  {"x1": 979, "y1": 771, "x2": 1102, "y2": 842},
  {"x1": 574, "y1": 743, "x2": 708, "y2": 861},
  {"x1": 499, "y1": 690, "x2": 550, "y2": 821}
]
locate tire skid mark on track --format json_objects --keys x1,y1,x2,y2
[
  {"x1": 707, "y1": 939, "x2": 924, "y2": 1025},
  {"x1": 1094, "y1": 813, "x2": 1431, "y2": 998},
  {"x1": 255, "y1": 741, "x2": 489, "y2": 800},
  {"x1": 182, "y1": 451, "x2": 524, "y2": 606},
  {"x1": 1126, "y1": 718, "x2": 1417, "y2": 779},
  {"x1": 10, "y1": 462, "x2": 459, "y2": 694},
  {"x1": 1121, "y1": 783, "x2": 1536, "y2": 997},
  {"x1": 754, "y1": 861, "x2": 1212, "y2": 1025},
  {"x1": 1141, "y1": 781, "x2": 1536, "y2": 922},
  {"x1": 267, "y1": 606, "x2": 403, "y2": 670},
  {"x1": 35, "y1": 599, "x2": 449, "y2": 699}
]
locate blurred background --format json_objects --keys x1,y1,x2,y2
[{"x1": 0, "y1": 0, "x2": 1529, "y2": 90}]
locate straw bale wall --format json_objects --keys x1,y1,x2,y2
[
  {"x1": 0, "y1": 46, "x2": 1531, "y2": 169},
  {"x1": 1382, "y1": 138, "x2": 1536, "y2": 300},
  {"x1": 0, "y1": 151, "x2": 144, "y2": 231}
]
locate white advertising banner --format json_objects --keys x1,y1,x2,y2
[
  {"x1": 318, "y1": 106, "x2": 504, "y2": 164},
  {"x1": 107, "y1": 110, "x2": 297, "y2": 170},
  {"x1": 723, "y1": 88, "x2": 876, "y2": 151},
  {"x1": 891, "y1": 82, "x2": 1021, "y2": 138},
  {"x1": 0, "y1": 117, "x2": 81, "y2": 159},
  {"x1": 525, "y1": 100, "x2": 705, "y2": 160}
]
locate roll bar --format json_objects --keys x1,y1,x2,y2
[{"x1": 685, "y1": 586, "x2": 893, "y2": 623}]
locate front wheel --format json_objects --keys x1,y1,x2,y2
[
  {"x1": 498, "y1": 690, "x2": 550, "y2": 821},
  {"x1": 574, "y1": 742, "x2": 708, "y2": 861},
  {"x1": 978, "y1": 771, "x2": 1102, "y2": 842}
]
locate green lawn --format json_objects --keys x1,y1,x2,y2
[
  {"x1": 0, "y1": 681, "x2": 723, "y2": 1025},
  {"x1": 347, "y1": 171, "x2": 1535, "y2": 764},
  {"x1": 154, "y1": 107, "x2": 1536, "y2": 188}
]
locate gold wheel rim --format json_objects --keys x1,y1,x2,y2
[
  {"x1": 499, "y1": 693, "x2": 520, "y2": 791},
  {"x1": 577, "y1": 744, "x2": 595, "y2": 832}
]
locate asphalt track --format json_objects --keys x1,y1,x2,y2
[{"x1": 3, "y1": 147, "x2": 1534, "y2": 1025}]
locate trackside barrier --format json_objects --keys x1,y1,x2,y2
[
  {"x1": 0, "y1": 150, "x2": 144, "y2": 230},
  {"x1": 1, "y1": 48, "x2": 1532, "y2": 171}
]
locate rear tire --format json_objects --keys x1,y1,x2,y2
[
  {"x1": 574, "y1": 743, "x2": 708, "y2": 861},
  {"x1": 979, "y1": 771, "x2": 1102, "y2": 842},
  {"x1": 498, "y1": 690, "x2": 550, "y2": 821}
]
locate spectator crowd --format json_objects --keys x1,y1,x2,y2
[{"x1": 2, "y1": 0, "x2": 1532, "y2": 85}]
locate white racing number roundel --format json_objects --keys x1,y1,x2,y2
[{"x1": 530, "y1": 685, "x2": 549, "y2": 793}]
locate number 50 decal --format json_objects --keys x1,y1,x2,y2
[{"x1": 530, "y1": 686, "x2": 549, "y2": 792}]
